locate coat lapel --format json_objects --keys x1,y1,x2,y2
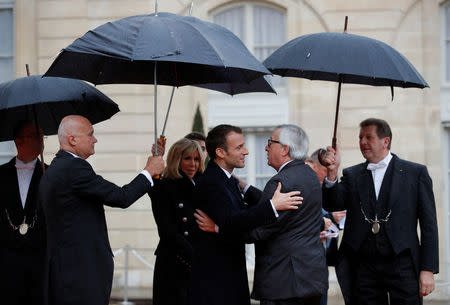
[
  {"x1": 24, "y1": 159, "x2": 43, "y2": 213},
  {"x1": 386, "y1": 155, "x2": 405, "y2": 210},
  {"x1": 356, "y1": 163, "x2": 375, "y2": 217}
]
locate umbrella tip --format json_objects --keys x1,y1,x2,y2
[
  {"x1": 344, "y1": 16, "x2": 348, "y2": 33},
  {"x1": 25, "y1": 64, "x2": 30, "y2": 76}
]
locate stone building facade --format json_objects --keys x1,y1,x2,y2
[{"x1": 1, "y1": 0, "x2": 449, "y2": 301}]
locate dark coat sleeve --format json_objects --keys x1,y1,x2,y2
[
  {"x1": 198, "y1": 179, "x2": 276, "y2": 237},
  {"x1": 322, "y1": 168, "x2": 352, "y2": 212},
  {"x1": 417, "y1": 166, "x2": 439, "y2": 273},
  {"x1": 71, "y1": 158, "x2": 151, "y2": 208}
]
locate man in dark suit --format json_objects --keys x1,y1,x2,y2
[
  {"x1": 322, "y1": 118, "x2": 439, "y2": 305},
  {"x1": 39, "y1": 115, "x2": 164, "y2": 305},
  {"x1": 243, "y1": 125, "x2": 328, "y2": 305},
  {"x1": 0, "y1": 121, "x2": 46, "y2": 305},
  {"x1": 189, "y1": 124, "x2": 303, "y2": 305}
]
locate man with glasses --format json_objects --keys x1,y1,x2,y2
[
  {"x1": 0, "y1": 121, "x2": 47, "y2": 305},
  {"x1": 242, "y1": 124, "x2": 328, "y2": 305}
]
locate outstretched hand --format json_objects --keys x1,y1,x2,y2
[{"x1": 271, "y1": 182, "x2": 303, "y2": 211}]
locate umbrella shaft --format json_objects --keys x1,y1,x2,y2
[
  {"x1": 332, "y1": 80, "x2": 342, "y2": 149},
  {"x1": 154, "y1": 62, "x2": 158, "y2": 156}
]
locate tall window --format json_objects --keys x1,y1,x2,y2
[
  {"x1": 445, "y1": 3, "x2": 450, "y2": 83},
  {"x1": 0, "y1": 1, "x2": 15, "y2": 164},
  {"x1": 442, "y1": 1, "x2": 450, "y2": 285},
  {"x1": 213, "y1": 3, "x2": 286, "y2": 87},
  {"x1": 210, "y1": 3, "x2": 286, "y2": 189}
]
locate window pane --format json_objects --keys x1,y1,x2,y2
[
  {"x1": 0, "y1": 9, "x2": 13, "y2": 56},
  {"x1": 255, "y1": 134, "x2": 276, "y2": 175},
  {"x1": 0, "y1": 141, "x2": 15, "y2": 165},
  {"x1": 0, "y1": 58, "x2": 14, "y2": 82},
  {"x1": 214, "y1": 6, "x2": 245, "y2": 41},
  {"x1": 253, "y1": 6, "x2": 285, "y2": 46}
]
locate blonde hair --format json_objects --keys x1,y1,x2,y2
[{"x1": 163, "y1": 138, "x2": 205, "y2": 179}]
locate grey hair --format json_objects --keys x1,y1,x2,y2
[{"x1": 277, "y1": 124, "x2": 309, "y2": 161}]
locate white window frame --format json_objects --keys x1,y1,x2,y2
[
  {"x1": 441, "y1": 1, "x2": 450, "y2": 87},
  {"x1": 0, "y1": 0, "x2": 15, "y2": 164}
]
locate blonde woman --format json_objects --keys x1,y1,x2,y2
[{"x1": 150, "y1": 138, "x2": 210, "y2": 305}]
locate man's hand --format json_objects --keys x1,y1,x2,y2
[
  {"x1": 151, "y1": 143, "x2": 165, "y2": 156},
  {"x1": 332, "y1": 210, "x2": 346, "y2": 223},
  {"x1": 419, "y1": 270, "x2": 435, "y2": 297},
  {"x1": 233, "y1": 175, "x2": 247, "y2": 192},
  {"x1": 194, "y1": 209, "x2": 217, "y2": 233},
  {"x1": 323, "y1": 145, "x2": 341, "y2": 182},
  {"x1": 323, "y1": 217, "x2": 332, "y2": 231},
  {"x1": 271, "y1": 182, "x2": 303, "y2": 211},
  {"x1": 144, "y1": 156, "x2": 164, "y2": 177}
]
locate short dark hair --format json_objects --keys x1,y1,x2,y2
[
  {"x1": 206, "y1": 124, "x2": 242, "y2": 160},
  {"x1": 185, "y1": 132, "x2": 206, "y2": 142},
  {"x1": 360, "y1": 118, "x2": 392, "y2": 149}
]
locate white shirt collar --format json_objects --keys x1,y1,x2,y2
[
  {"x1": 15, "y1": 157, "x2": 37, "y2": 169},
  {"x1": 220, "y1": 167, "x2": 232, "y2": 178},
  {"x1": 64, "y1": 150, "x2": 81, "y2": 159},
  {"x1": 370, "y1": 152, "x2": 392, "y2": 167}
]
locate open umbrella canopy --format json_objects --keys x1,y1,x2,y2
[
  {"x1": 0, "y1": 75, "x2": 119, "y2": 141},
  {"x1": 263, "y1": 32, "x2": 428, "y2": 89},
  {"x1": 44, "y1": 12, "x2": 271, "y2": 86},
  {"x1": 193, "y1": 75, "x2": 276, "y2": 96}
]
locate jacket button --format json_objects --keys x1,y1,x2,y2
[
  {"x1": 178, "y1": 203, "x2": 184, "y2": 208},
  {"x1": 184, "y1": 231, "x2": 189, "y2": 236},
  {"x1": 182, "y1": 217, "x2": 187, "y2": 222}
]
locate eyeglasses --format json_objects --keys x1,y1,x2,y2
[{"x1": 267, "y1": 139, "x2": 282, "y2": 147}]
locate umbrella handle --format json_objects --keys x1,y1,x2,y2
[{"x1": 152, "y1": 136, "x2": 166, "y2": 180}]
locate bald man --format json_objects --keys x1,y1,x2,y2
[{"x1": 39, "y1": 115, "x2": 164, "y2": 305}]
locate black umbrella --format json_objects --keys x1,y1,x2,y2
[
  {"x1": 0, "y1": 75, "x2": 119, "y2": 141},
  {"x1": 43, "y1": 11, "x2": 272, "y2": 153},
  {"x1": 263, "y1": 17, "x2": 428, "y2": 158}
]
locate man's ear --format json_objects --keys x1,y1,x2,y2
[
  {"x1": 215, "y1": 147, "x2": 226, "y2": 159},
  {"x1": 383, "y1": 137, "x2": 390, "y2": 149},
  {"x1": 67, "y1": 135, "x2": 77, "y2": 146},
  {"x1": 282, "y1": 145, "x2": 290, "y2": 157}
]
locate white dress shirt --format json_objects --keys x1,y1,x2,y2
[
  {"x1": 367, "y1": 152, "x2": 392, "y2": 199},
  {"x1": 15, "y1": 158, "x2": 37, "y2": 208}
]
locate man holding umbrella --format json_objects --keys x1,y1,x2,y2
[
  {"x1": 322, "y1": 118, "x2": 438, "y2": 305},
  {"x1": 39, "y1": 115, "x2": 164, "y2": 305},
  {"x1": 0, "y1": 121, "x2": 46, "y2": 305}
]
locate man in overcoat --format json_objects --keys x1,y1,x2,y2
[
  {"x1": 39, "y1": 115, "x2": 164, "y2": 305},
  {"x1": 322, "y1": 118, "x2": 439, "y2": 305},
  {"x1": 244, "y1": 124, "x2": 328, "y2": 305}
]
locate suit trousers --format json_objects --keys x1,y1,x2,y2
[
  {"x1": 354, "y1": 251, "x2": 421, "y2": 305},
  {"x1": 260, "y1": 295, "x2": 322, "y2": 305}
]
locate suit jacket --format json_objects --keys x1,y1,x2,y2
[
  {"x1": 189, "y1": 161, "x2": 276, "y2": 305},
  {"x1": 39, "y1": 150, "x2": 152, "y2": 305},
  {"x1": 0, "y1": 157, "x2": 46, "y2": 251},
  {"x1": 244, "y1": 160, "x2": 328, "y2": 300},
  {"x1": 0, "y1": 157, "x2": 47, "y2": 305},
  {"x1": 322, "y1": 154, "x2": 439, "y2": 304}
]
